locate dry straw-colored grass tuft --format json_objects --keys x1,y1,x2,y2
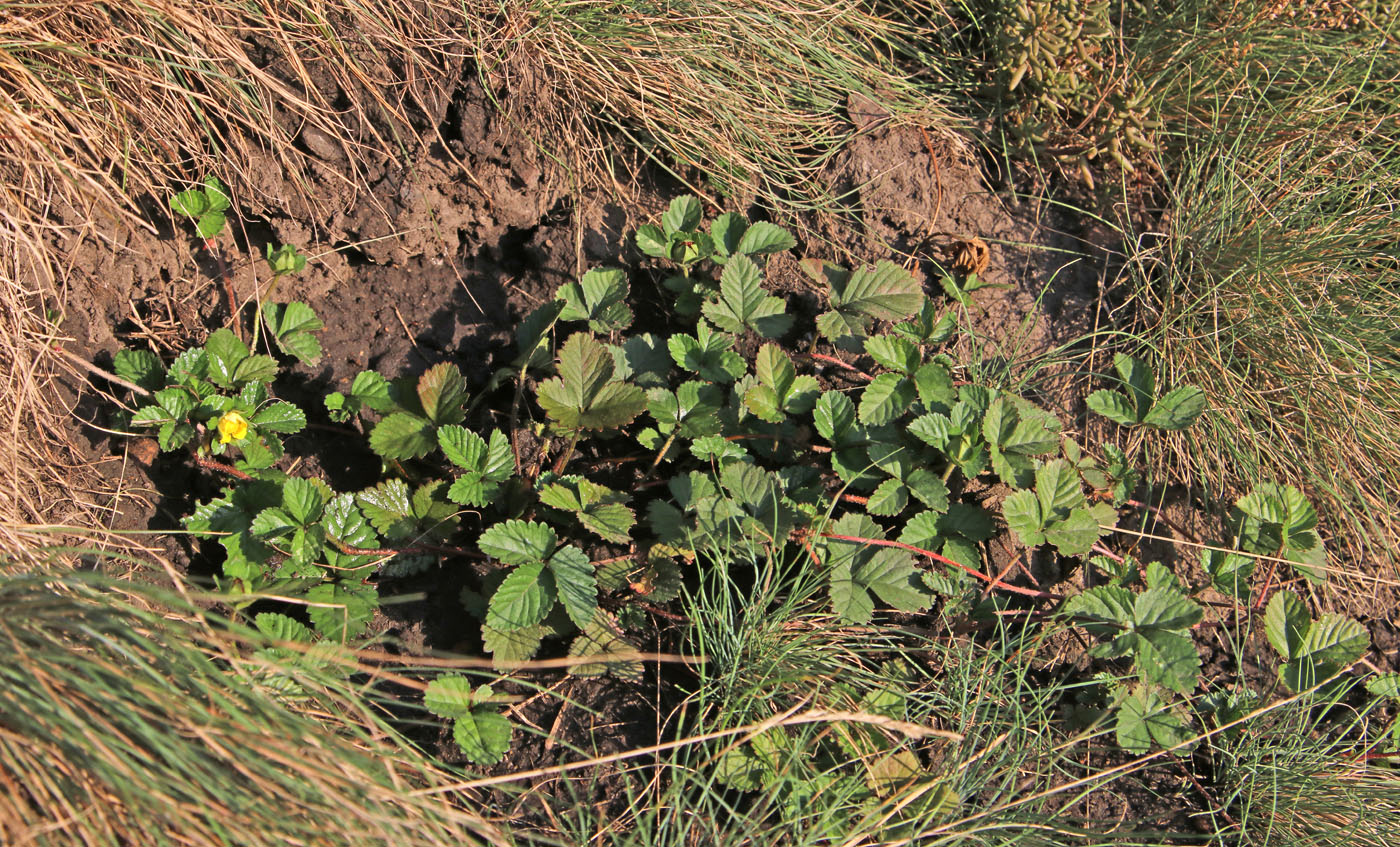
[{"x1": 0, "y1": 567, "x2": 507, "y2": 846}]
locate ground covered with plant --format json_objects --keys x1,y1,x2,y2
[{"x1": 3, "y1": 1, "x2": 1399, "y2": 845}]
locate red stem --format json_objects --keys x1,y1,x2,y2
[
  {"x1": 195, "y1": 454, "x2": 252, "y2": 480},
  {"x1": 819, "y1": 532, "x2": 1061, "y2": 601},
  {"x1": 807, "y1": 353, "x2": 873, "y2": 381}
]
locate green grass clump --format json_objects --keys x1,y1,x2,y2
[
  {"x1": 0, "y1": 565, "x2": 502, "y2": 847},
  {"x1": 1119, "y1": 4, "x2": 1400, "y2": 594}
]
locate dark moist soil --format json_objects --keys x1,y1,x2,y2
[{"x1": 44, "y1": 57, "x2": 1376, "y2": 836}]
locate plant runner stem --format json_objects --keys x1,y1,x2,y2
[{"x1": 818, "y1": 531, "x2": 1062, "y2": 601}]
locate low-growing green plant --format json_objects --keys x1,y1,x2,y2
[{"x1": 107, "y1": 192, "x2": 1386, "y2": 769}]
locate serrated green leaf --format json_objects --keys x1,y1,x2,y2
[
  {"x1": 635, "y1": 224, "x2": 669, "y2": 258},
  {"x1": 1002, "y1": 489, "x2": 1045, "y2": 548},
  {"x1": 709, "y1": 212, "x2": 747, "y2": 258},
  {"x1": 417, "y1": 362, "x2": 467, "y2": 426},
  {"x1": 452, "y1": 702, "x2": 512, "y2": 765},
  {"x1": 1202, "y1": 549, "x2": 1255, "y2": 601},
  {"x1": 1137, "y1": 629, "x2": 1202, "y2": 694},
  {"x1": 813, "y1": 390, "x2": 857, "y2": 444},
  {"x1": 482, "y1": 623, "x2": 545, "y2": 665},
  {"x1": 616, "y1": 333, "x2": 672, "y2": 388},
  {"x1": 1367, "y1": 673, "x2": 1400, "y2": 700},
  {"x1": 262, "y1": 301, "x2": 324, "y2": 365},
  {"x1": 357, "y1": 479, "x2": 414, "y2": 539},
  {"x1": 824, "y1": 514, "x2": 931, "y2": 623},
  {"x1": 904, "y1": 469, "x2": 949, "y2": 513},
  {"x1": 170, "y1": 188, "x2": 210, "y2": 218},
  {"x1": 1087, "y1": 390, "x2": 1141, "y2": 426},
  {"x1": 254, "y1": 612, "x2": 314, "y2": 644},
  {"x1": 866, "y1": 478, "x2": 908, "y2": 516},
  {"x1": 1297, "y1": 613, "x2": 1369, "y2": 668},
  {"x1": 1036, "y1": 459, "x2": 1084, "y2": 522},
  {"x1": 281, "y1": 478, "x2": 325, "y2": 526},
  {"x1": 569, "y1": 616, "x2": 642, "y2": 681},
  {"x1": 668, "y1": 324, "x2": 746, "y2": 383},
  {"x1": 662, "y1": 196, "x2": 702, "y2": 236},
  {"x1": 204, "y1": 329, "x2": 249, "y2": 388},
  {"x1": 864, "y1": 334, "x2": 920, "y2": 375},
  {"x1": 702, "y1": 255, "x2": 792, "y2": 338},
  {"x1": 858, "y1": 373, "x2": 915, "y2": 426},
  {"x1": 1116, "y1": 686, "x2": 1194, "y2": 755},
  {"x1": 538, "y1": 333, "x2": 645, "y2": 430},
  {"x1": 113, "y1": 349, "x2": 165, "y2": 392},
  {"x1": 424, "y1": 675, "x2": 475, "y2": 719},
  {"x1": 548, "y1": 546, "x2": 597, "y2": 629},
  {"x1": 487, "y1": 560, "x2": 554, "y2": 631},
  {"x1": 195, "y1": 211, "x2": 226, "y2": 240},
  {"x1": 1264, "y1": 591, "x2": 1309, "y2": 661},
  {"x1": 1044, "y1": 507, "x2": 1102, "y2": 556},
  {"x1": 735, "y1": 220, "x2": 795, "y2": 255},
  {"x1": 1113, "y1": 354, "x2": 1156, "y2": 420},
  {"x1": 744, "y1": 344, "x2": 817, "y2": 422},
  {"x1": 558, "y1": 267, "x2": 632, "y2": 332},
  {"x1": 250, "y1": 401, "x2": 305, "y2": 434},
  {"x1": 1143, "y1": 385, "x2": 1206, "y2": 430},
  {"x1": 1134, "y1": 587, "x2": 1203, "y2": 632},
  {"x1": 232, "y1": 354, "x2": 278, "y2": 386},
  {"x1": 479, "y1": 520, "x2": 556, "y2": 565},
  {"x1": 305, "y1": 582, "x2": 377, "y2": 640},
  {"x1": 369, "y1": 412, "x2": 436, "y2": 459},
  {"x1": 829, "y1": 261, "x2": 924, "y2": 324}
]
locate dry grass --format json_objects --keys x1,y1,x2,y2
[{"x1": 0, "y1": 565, "x2": 508, "y2": 846}]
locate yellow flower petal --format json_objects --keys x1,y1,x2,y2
[{"x1": 217, "y1": 410, "x2": 249, "y2": 444}]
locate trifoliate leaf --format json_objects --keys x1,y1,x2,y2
[
  {"x1": 557, "y1": 267, "x2": 632, "y2": 332},
  {"x1": 1112, "y1": 354, "x2": 1156, "y2": 420},
  {"x1": 743, "y1": 344, "x2": 818, "y2": 423},
  {"x1": 479, "y1": 520, "x2": 557, "y2": 565},
  {"x1": 668, "y1": 323, "x2": 746, "y2": 383},
  {"x1": 1137, "y1": 629, "x2": 1201, "y2": 694},
  {"x1": 710, "y1": 212, "x2": 747, "y2": 258},
  {"x1": 537, "y1": 333, "x2": 646, "y2": 430},
  {"x1": 819, "y1": 260, "x2": 924, "y2": 340},
  {"x1": 1116, "y1": 686, "x2": 1194, "y2": 755},
  {"x1": 451, "y1": 692, "x2": 512, "y2": 765},
  {"x1": 1201, "y1": 550, "x2": 1254, "y2": 601},
  {"x1": 702, "y1": 255, "x2": 792, "y2": 338},
  {"x1": 262, "y1": 301, "x2": 323, "y2": 365}
]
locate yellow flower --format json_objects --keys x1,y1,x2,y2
[{"x1": 216, "y1": 410, "x2": 249, "y2": 444}]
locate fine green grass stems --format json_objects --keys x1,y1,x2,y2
[
  {"x1": 1119, "y1": 5, "x2": 1400, "y2": 599},
  {"x1": 0, "y1": 565, "x2": 504, "y2": 847}
]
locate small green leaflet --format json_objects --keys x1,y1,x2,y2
[
  {"x1": 1116, "y1": 685, "x2": 1195, "y2": 755},
  {"x1": 1087, "y1": 354, "x2": 1206, "y2": 431},
  {"x1": 478, "y1": 519, "x2": 557, "y2": 565},
  {"x1": 1002, "y1": 459, "x2": 1106, "y2": 555},
  {"x1": 305, "y1": 581, "x2": 377, "y2": 640},
  {"x1": 981, "y1": 395, "x2": 1061, "y2": 489},
  {"x1": 557, "y1": 268, "x2": 633, "y2": 332},
  {"x1": 424, "y1": 677, "x2": 512, "y2": 765},
  {"x1": 538, "y1": 475, "x2": 636, "y2": 544},
  {"x1": 204, "y1": 329, "x2": 277, "y2": 389},
  {"x1": 743, "y1": 344, "x2": 818, "y2": 423},
  {"x1": 668, "y1": 322, "x2": 746, "y2": 383},
  {"x1": 170, "y1": 176, "x2": 230, "y2": 240},
  {"x1": 1265, "y1": 590, "x2": 1370, "y2": 692},
  {"x1": 702, "y1": 255, "x2": 792, "y2": 338},
  {"x1": 325, "y1": 370, "x2": 394, "y2": 422},
  {"x1": 439, "y1": 427, "x2": 513, "y2": 506},
  {"x1": 537, "y1": 333, "x2": 647, "y2": 431},
  {"x1": 822, "y1": 514, "x2": 933, "y2": 624},
  {"x1": 261, "y1": 301, "x2": 323, "y2": 365},
  {"x1": 416, "y1": 362, "x2": 467, "y2": 426},
  {"x1": 113, "y1": 349, "x2": 165, "y2": 392}
]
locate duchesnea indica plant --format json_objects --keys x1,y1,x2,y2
[{"x1": 107, "y1": 189, "x2": 1375, "y2": 766}]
